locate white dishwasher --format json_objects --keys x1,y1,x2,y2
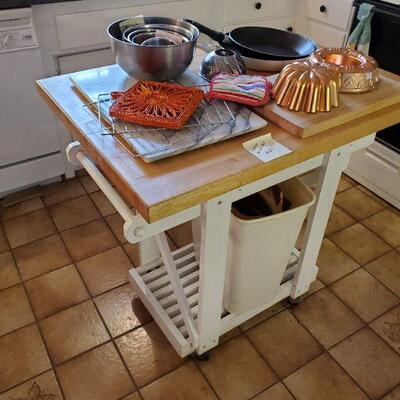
[{"x1": 0, "y1": 8, "x2": 72, "y2": 197}]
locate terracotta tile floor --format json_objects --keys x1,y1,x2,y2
[{"x1": 1, "y1": 173, "x2": 400, "y2": 400}]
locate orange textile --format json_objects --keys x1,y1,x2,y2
[{"x1": 109, "y1": 81, "x2": 204, "y2": 129}]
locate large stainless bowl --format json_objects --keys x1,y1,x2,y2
[{"x1": 108, "y1": 16, "x2": 199, "y2": 81}]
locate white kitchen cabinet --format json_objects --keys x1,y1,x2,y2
[
  {"x1": 0, "y1": 8, "x2": 73, "y2": 196},
  {"x1": 0, "y1": 48, "x2": 61, "y2": 167},
  {"x1": 224, "y1": 16, "x2": 296, "y2": 33},
  {"x1": 295, "y1": 0, "x2": 353, "y2": 47},
  {"x1": 221, "y1": 0, "x2": 297, "y2": 38},
  {"x1": 347, "y1": 143, "x2": 400, "y2": 209},
  {"x1": 33, "y1": 0, "x2": 217, "y2": 76},
  {"x1": 54, "y1": 0, "x2": 214, "y2": 50},
  {"x1": 57, "y1": 48, "x2": 115, "y2": 74},
  {"x1": 295, "y1": 17, "x2": 347, "y2": 48},
  {"x1": 224, "y1": 0, "x2": 296, "y2": 25},
  {"x1": 298, "y1": 0, "x2": 353, "y2": 30},
  {"x1": 0, "y1": 153, "x2": 66, "y2": 195}
]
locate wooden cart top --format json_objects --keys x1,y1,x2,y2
[{"x1": 37, "y1": 55, "x2": 400, "y2": 223}]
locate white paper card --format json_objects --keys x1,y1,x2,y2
[{"x1": 243, "y1": 133, "x2": 291, "y2": 163}]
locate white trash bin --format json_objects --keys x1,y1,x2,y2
[
  {"x1": 223, "y1": 177, "x2": 315, "y2": 314},
  {"x1": 191, "y1": 177, "x2": 315, "y2": 314}
]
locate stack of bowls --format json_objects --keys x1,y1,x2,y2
[{"x1": 108, "y1": 16, "x2": 199, "y2": 81}]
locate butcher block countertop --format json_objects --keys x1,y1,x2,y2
[{"x1": 36, "y1": 52, "x2": 400, "y2": 223}]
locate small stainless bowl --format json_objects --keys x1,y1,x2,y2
[
  {"x1": 129, "y1": 29, "x2": 189, "y2": 45},
  {"x1": 200, "y1": 48, "x2": 246, "y2": 81},
  {"x1": 123, "y1": 24, "x2": 193, "y2": 43},
  {"x1": 141, "y1": 37, "x2": 176, "y2": 46}
]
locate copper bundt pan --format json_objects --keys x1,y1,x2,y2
[
  {"x1": 309, "y1": 47, "x2": 379, "y2": 93},
  {"x1": 272, "y1": 59, "x2": 341, "y2": 113}
]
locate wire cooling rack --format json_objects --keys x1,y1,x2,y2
[{"x1": 82, "y1": 84, "x2": 237, "y2": 161}]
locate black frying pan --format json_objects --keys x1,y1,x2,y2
[{"x1": 184, "y1": 19, "x2": 316, "y2": 61}]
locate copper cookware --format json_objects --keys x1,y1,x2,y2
[
  {"x1": 272, "y1": 59, "x2": 341, "y2": 113},
  {"x1": 309, "y1": 47, "x2": 379, "y2": 93}
]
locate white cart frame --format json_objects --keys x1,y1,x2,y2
[{"x1": 67, "y1": 133, "x2": 375, "y2": 357}]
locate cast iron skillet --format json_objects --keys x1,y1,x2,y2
[{"x1": 184, "y1": 19, "x2": 316, "y2": 61}]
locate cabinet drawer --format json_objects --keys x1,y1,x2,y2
[
  {"x1": 299, "y1": 0, "x2": 353, "y2": 30},
  {"x1": 296, "y1": 17, "x2": 346, "y2": 48},
  {"x1": 0, "y1": 153, "x2": 65, "y2": 195},
  {"x1": 224, "y1": 0, "x2": 296, "y2": 24},
  {"x1": 55, "y1": 0, "x2": 212, "y2": 50},
  {"x1": 224, "y1": 17, "x2": 296, "y2": 33},
  {"x1": 58, "y1": 48, "x2": 115, "y2": 74}
]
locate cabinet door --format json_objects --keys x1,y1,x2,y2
[
  {"x1": 297, "y1": 0, "x2": 353, "y2": 30},
  {"x1": 0, "y1": 48, "x2": 62, "y2": 167},
  {"x1": 295, "y1": 17, "x2": 347, "y2": 48},
  {"x1": 224, "y1": 0, "x2": 296, "y2": 24},
  {"x1": 57, "y1": 48, "x2": 115, "y2": 74},
  {"x1": 54, "y1": 0, "x2": 213, "y2": 50},
  {"x1": 224, "y1": 17, "x2": 296, "y2": 33}
]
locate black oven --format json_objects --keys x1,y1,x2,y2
[{"x1": 351, "y1": 0, "x2": 400, "y2": 153}]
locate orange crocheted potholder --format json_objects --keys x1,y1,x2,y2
[{"x1": 109, "y1": 81, "x2": 204, "y2": 130}]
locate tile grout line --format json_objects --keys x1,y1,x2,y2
[
  {"x1": 0, "y1": 181, "x2": 158, "y2": 397},
  {"x1": 327, "y1": 268, "x2": 400, "y2": 310},
  {"x1": 328, "y1": 351, "x2": 374, "y2": 400},
  {"x1": 241, "y1": 330, "x2": 281, "y2": 391},
  {"x1": 40, "y1": 198, "x2": 145, "y2": 399},
  {"x1": 1, "y1": 176, "x2": 399, "y2": 398},
  {"x1": 319, "y1": 201, "x2": 400, "y2": 299},
  {"x1": 192, "y1": 302, "x2": 291, "y2": 394},
  {"x1": 0, "y1": 357, "x2": 56, "y2": 397},
  {"x1": 327, "y1": 227, "x2": 394, "y2": 265},
  {"x1": 379, "y1": 382, "x2": 400, "y2": 400},
  {"x1": 241, "y1": 304, "x2": 336, "y2": 399},
  {"x1": 78, "y1": 178, "x2": 211, "y2": 397},
  {"x1": 287, "y1": 289, "x2": 400, "y2": 399},
  {"x1": 40, "y1": 183, "x2": 178, "y2": 400},
  {"x1": 287, "y1": 310, "x2": 374, "y2": 400},
  {"x1": 46, "y1": 193, "x2": 103, "y2": 231},
  {"x1": 285, "y1": 290, "x2": 375, "y2": 396},
  {"x1": 331, "y1": 186, "x2": 396, "y2": 244},
  {"x1": 0, "y1": 275, "x2": 145, "y2": 339},
  {"x1": 0, "y1": 215, "x2": 68, "y2": 400},
  {"x1": 358, "y1": 216, "x2": 400, "y2": 249},
  {"x1": 192, "y1": 358, "x2": 222, "y2": 400},
  {"x1": 1, "y1": 192, "x2": 136, "y2": 397},
  {"x1": 293, "y1": 273, "x2": 400, "y2": 351},
  {"x1": 325, "y1": 224, "x2": 399, "y2": 298},
  {"x1": 335, "y1": 182, "x2": 391, "y2": 210}
]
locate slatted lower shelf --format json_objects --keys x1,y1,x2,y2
[
  {"x1": 129, "y1": 243, "x2": 199, "y2": 356},
  {"x1": 129, "y1": 243, "x2": 314, "y2": 357}
]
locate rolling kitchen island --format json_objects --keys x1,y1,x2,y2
[{"x1": 36, "y1": 58, "x2": 400, "y2": 358}]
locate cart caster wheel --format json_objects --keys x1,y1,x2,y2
[
  {"x1": 196, "y1": 351, "x2": 210, "y2": 361},
  {"x1": 288, "y1": 296, "x2": 304, "y2": 305}
]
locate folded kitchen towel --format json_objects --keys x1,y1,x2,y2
[
  {"x1": 347, "y1": 3, "x2": 375, "y2": 53},
  {"x1": 208, "y1": 74, "x2": 273, "y2": 106}
]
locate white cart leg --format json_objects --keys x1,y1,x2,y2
[
  {"x1": 138, "y1": 238, "x2": 160, "y2": 265},
  {"x1": 156, "y1": 232, "x2": 199, "y2": 347},
  {"x1": 196, "y1": 198, "x2": 232, "y2": 354},
  {"x1": 291, "y1": 148, "x2": 350, "y2": 299}
]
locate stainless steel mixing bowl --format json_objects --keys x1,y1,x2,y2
[{"x1": 108, "y1": 16, "x2": 199, "y2": 81}]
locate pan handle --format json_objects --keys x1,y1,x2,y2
[{"x1": 183, "y1": 19, "x2": 226, "y2": 44}]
